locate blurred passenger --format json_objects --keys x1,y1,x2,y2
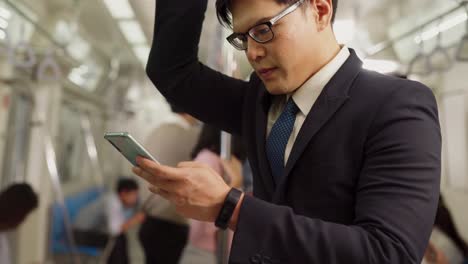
[
  {"x1": 73, "y1": 178, "x2": 143, "y2": 264},
  {"x1": 422, "y1": 195, "x2": 468, "y2": 264},
  {"x1": 0, "y1": 183, "x2": 38, "y2": 264},
  {"x1": 138, "y1": 105, "x2": 201, "y2": 264},
  {"x1": 180, "y1": 124, "x2": 246, "y2": 264}
]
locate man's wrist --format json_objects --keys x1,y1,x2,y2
[
  {"x1": 215, "y1": 188, "x2": 243, "y2": 230},
  {"x1": 228, "y1": 192, "x2": 244, "y2": 231}
]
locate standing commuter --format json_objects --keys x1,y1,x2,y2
[
  {"x1": 138, "y1": 105, "x2": 201, "y2": 264},
  {"x1": 133, "y1": 0, "x2": 441, "y2": 262}
]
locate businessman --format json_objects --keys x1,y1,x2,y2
[{"x1": 133, "y1": 0, "x2": 442, "y2": 263}]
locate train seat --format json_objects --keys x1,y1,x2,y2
[{"x1": 50, "y1": 186, "x2": 106, "y2": 257}]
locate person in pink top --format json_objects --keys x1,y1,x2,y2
[{"x1": 180, "y1": 125, "x2": 246, "y2": 264}]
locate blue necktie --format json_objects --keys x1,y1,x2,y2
[{"x1": 266, "y1": 98, "x2": 299, "y2": 183}]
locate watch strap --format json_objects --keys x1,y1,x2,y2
[{"x1": 215, "y1": 188, "x2": 242, "y2": 229}]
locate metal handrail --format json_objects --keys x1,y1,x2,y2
[
  {"x1": 407, "y1": 28, "x2": 432, "y2": 76},
  {"x1": 80, "y1": 114, "x2": 105, "y2": 185},
  {"x1": 367, "y1": 2, "x2": 467, "y2": 57},
  {"x1": 3, "y1": 0, "x2": 109, "y2": 62},
  {"x1": 43, "y1": 130, "x2": 81, "y2": 264},
  {"x1": 216, "y1": 132, "x2": 233, "y2": 264},
  {"x1": 427, "y1": 19, "x2": 454, "y2": 72},
  {"x1": 36, "y1": 49, "x2": 62, "y2": 82},
  {"x1": 456, "y1": 1, "x2": 468, "y2": 61}
]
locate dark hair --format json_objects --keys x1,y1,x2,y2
[
  {"x1": 216, "y1": 0, "x2": 338, "y2": 28},
  {"x1": 0, "y1": 183, "x2": 38, "y2": 227},
  {"x1": 191, "y1": 124, "x2": 246, "y2": 162},
  {"x1": 116, "y1": 178, "x2": 139, "y2": 193}
]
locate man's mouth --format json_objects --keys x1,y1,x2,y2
[{"x1": 257, "y1": 67, "x2": 277, "y2": 79}]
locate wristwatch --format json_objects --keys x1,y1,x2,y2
[{"x1": 215, "y1": 188, "x2": 243, "y2": 229}]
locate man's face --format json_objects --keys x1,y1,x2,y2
[
  {"x1": 231, "y1": 0, "x2": 332, "y2": 95},
  {"x1": 119, "y1": 190, "x2": 139, "y2": 208}
]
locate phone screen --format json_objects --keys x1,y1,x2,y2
[{"x1": 104, "y1": 132, "x2": 158, "y2": 166}]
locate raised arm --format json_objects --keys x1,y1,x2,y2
[{"x1": 146, "y1": 0, "x2": 249, "y2": 135}]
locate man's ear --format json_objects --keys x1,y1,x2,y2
[{"x1": 309, "y1": 0, "x2": 333, "y2": 31}]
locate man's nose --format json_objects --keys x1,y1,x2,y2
[{"x1": 245, "y1": 38, "x2": 266, "y2": 62}]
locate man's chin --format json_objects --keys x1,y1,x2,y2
[{"x1": 264, "y1": 83, "x2": 289, "y2": 95}]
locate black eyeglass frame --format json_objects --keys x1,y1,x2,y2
[{"x1": 226, "y1": 0, "x2": 306, "y2": 51}]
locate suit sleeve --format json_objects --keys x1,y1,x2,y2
[
  {"x1": 146, "y1": 0, "x2": 249, "y2": 135},
  {"x1": 229, "y1": 83, "x2": 441, "y2": 264}
]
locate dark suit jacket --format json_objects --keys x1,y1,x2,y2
[{"x1": 146, "y1": 0, "x2": 441, "y2": 263}]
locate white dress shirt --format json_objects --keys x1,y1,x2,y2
[{"x1": 267, "y1": 46, "x2": 351, "y2": 165}]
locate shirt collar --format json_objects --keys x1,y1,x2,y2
[{"x1": 291, "y1": 46, "x2": 350, "y2": 116}]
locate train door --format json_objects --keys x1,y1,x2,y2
[{"x1": 54, "y1": 85, "x2": 108, "y2": 188}]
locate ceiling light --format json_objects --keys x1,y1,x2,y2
[
  {"x1": 0, "y1": 29, "x2": 6, "y2": 40},
  {"x1": 119, "y1": 20, "x2": 146, "y2": 44},
  {"x1": 66, "y1": 35, "x2": 91, "y2": 61},
  {"x1": 68, "y1": 67, "x2": 87, "y2": 86},
  {"x1": 0, "y1": 17, "x2": 8, "y2": 29},
  {"x1": 102, "y1": 0, "x2": 134, "y2": 19},
  {"x1": 0, "y1": 7, "x2": 11, "y2": 20},
  {"x1": 363, "y1": 59, "x2": 400, "y2": 74}
]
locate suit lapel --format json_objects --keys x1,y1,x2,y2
[
  {"x1": 255, "y1": 85, "x2": 275, "y2": 198},
  {"x1": 272, "y1": 49, "x2": 363, "y2": 202}
]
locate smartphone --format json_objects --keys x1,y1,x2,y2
[{"x1": 104, "y1": 132, "x2": 159, "y2": 166}]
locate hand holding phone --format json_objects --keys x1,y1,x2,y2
[{"x1": 104, "y1": 132, "x2": 159, "y2": 166}]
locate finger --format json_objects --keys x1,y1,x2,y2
[
  {"x1": 153, "y1": 178, "x2": 181, "y2": 192},
  {"x1": 132, "y1": 167, "x2": 143, "y2": 177},
  {"x1": 178, "y1": 161, "x2": 206, "y2": 168},
  {"x1": 134, "y1": 164, "x2": 184, "y2": 194},
  {"x1": 136, "y1": 168, "x2": 153, "y2": 183},
  {"x1": 137, "y1": 156, "x2": 186, "y2": 181},
  {"x1": 149, "y1": 186, "x2": 170, "y2": 198},
  {"x1": 133, "y1": 167, "x2": 155, "y2": 184},
  {"x1": 149, "y1": 186, "x2": 183, "y2": 205},
  {"x1": 132, "y1": 166, "x2": 155, "y2": 183},
  {"x1": 138, "y1": 169, "x2": 180, "y2": 191}
]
